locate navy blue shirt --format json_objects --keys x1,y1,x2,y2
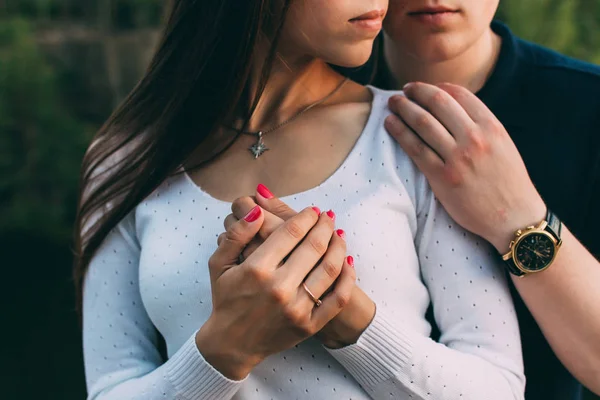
[{"x1": 346, "y1": 21, "x2": 600, "y2": 400}]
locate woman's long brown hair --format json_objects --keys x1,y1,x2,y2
[{"x1": 74, "y1": 0, "x2": 292, "y2": 313}]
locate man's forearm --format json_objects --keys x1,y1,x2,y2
[{"x1": 510, "y1": 227, "x2": 600, "y2": 395}]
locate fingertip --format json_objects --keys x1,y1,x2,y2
[
  {"x1": 384, "y1": 114, "x2": 399, "y2": 130},
  {"x1": 388, "y1": 94, "x2": 405, "y2": 112},
  {"x1": 346, "y1": 255, "x2": 354, "y2": 268},
  {"x1": 256, "y1": 183, "x2": 274, "y2": 200}
]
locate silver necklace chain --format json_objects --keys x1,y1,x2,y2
[{"x1": 240, "y1": 77, "x2": 349, "y2": 158}]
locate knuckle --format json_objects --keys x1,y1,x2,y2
[
  {"x1": 225, "y1": 224, "x2": 245, "y2": 243},
  {"x1": 233, "y1": 196, "x2": 254, "y2": 209},
  {"x1": 285, "y1": 220, "x2": 305, "y2": 240},
  {"x1": 232, "y1": 196, "x2": 256, "y2": 217},
  {"x1": 430, "y1": 91, "x2": 447, "y2": 106},
  {"x1": 415, "y1": 114, "x2": 431, "y2": 130},
  {"x1": 443, "y1": 163, "x2": 464, "y2": 187},
  {"x1": 488, "y1": 118, "x2": 506, "y2": 137},
  {"x1": 282, "y1": 305, "x2": 305, "y2": 326},
  {"x1": 456, "y1": 148, "x2": 475, "y2": 167},
  {"x1": 309, "y1": 237, "x2": 328, "y2": 256},
  {"x1": 269, "y1": 285, "x2": 290, "y2": 305},
  {"x1": 462, "y1": 125, "x2": 478, "y2": 141},
  {"x1": 467, "y1": 132, "x2": 488, "y2": 153},
  {"x1": 333, "y1": 291, "x2": 351, "y2": 309},
  {"x1": 272, "y1": 202, "x2": 292, "y2": 215},
  {"x1": 322, "y1": 259, "x2": 341, "y2": 280},
  {"x1": 248, "y1": 264, "x2": 270, "y2": 283},
  {"x1": 407, "y1": 138, "x2": 427, "y2": 158}
]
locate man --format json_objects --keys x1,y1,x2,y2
[{"x1": 376, "y1": 1, "x2": 600, "y2": 399}]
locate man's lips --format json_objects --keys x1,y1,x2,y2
[{"x1": 408, "y1": 6, "x2": 459, "y2": 15}]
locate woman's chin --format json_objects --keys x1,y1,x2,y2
[{"x1": 328, "y1": 50, "x2": 374, "y2": 69}]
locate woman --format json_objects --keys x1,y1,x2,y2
[{"x1": 76, "y1": 0, "x2": 525, "y2": 399}]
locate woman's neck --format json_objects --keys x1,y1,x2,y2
[
  {"x1": 245, "y1": 57, "x2": 345, "y2": 132},
  {"x1": 384, "y1": 27, "x2": 502, "y2": 93}
]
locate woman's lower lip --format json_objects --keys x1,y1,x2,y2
[
  {"x1": 409, "y1": 11, "x2": 459, "y2": 25},
  {"x1": 350, "y1": 18, "x2": 383, "y2": 31}
]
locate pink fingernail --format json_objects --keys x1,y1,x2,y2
[
  {"x1": 244, "y1": 206, "x2": 261, "y2": 222},
  {"x1": 326, "y1": 210, "x2": 335, "y2": 220},
  {"x1": 347, "y1": 256, "x2": 354, "y2": 268},
  {"x1": 312, "y1": 206, "x2": 321, "y2": 215},
  {"x1": 336, "y1": 229, "x2": 345, "y2": 239},
  {"x1": 257, "y1": 184, "x2": 274, "y2": 199}
]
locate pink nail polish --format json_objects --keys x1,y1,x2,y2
[
  {"x1": 312, "y1": 206, "x2": 321, "y2": 215},
  {"x1": 336, "y1": 229, "x2": 345, "y2": 239},
  {"x1": 244, "y1": 205, "x2": 262, "y2": 222},
  {"x1": 347, "y1": 256, "x2": 354, "y2": 268},
  {"x1": 326, "y1": 210, "x2": 335, "y2": 220},
  {"x1": 257, "y1": 184, "x2": 274, "y2": 199}
]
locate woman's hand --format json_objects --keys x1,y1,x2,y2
[
  {"x1": 385, "y1": 82, "x2": 547, "y2": 252},
  {"x1": 196, "y1": 205, "x2": 355, "y2": 380},
  {"x1": 225, "y1": 188, "x2": 376, "y2": 349}
]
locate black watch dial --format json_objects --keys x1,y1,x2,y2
[{"x1": 514, "y1": 232, "x2": 556, "y2": 271}]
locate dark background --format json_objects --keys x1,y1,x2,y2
[{"x1": 1, "y1": 1, "x2": 599, "y2": 399}]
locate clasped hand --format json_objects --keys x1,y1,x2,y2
[{"x1": 196, "y1": 200, "x2": 365, "y2": 380}]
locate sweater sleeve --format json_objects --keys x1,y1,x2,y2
[
  {"x1": 83, "y1": 211, "x2": 243, "y2": 400},
  {"x1": 327, "y1": 175, "x2": 525, "y2": 399}
]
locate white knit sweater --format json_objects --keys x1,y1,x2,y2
[{"x1": 83, "y1": 87, "x2": 525, "y2": 400}]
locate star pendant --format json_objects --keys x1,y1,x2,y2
[{"x1": 249, "y1": 132, "x2": 269, "y2": 159}]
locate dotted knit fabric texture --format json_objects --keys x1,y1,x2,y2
[{"x1": 82, "y1": 87, "x2": 525, "y2": 400}]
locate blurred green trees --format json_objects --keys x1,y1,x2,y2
[
  {"x1": 498, "y1": 0, "x2": 600, "y2": 64},
  {"x1": 0, "y1": 18, "x2": 87, "y2": 240}
]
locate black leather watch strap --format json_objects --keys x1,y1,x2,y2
[
  {"x1": 545, "y1": 209, "x2": 562, "y2": 242},
  {"x1": 504, "y1": 258, "x2": 525, "y2": 276}
]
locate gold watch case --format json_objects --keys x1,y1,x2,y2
[{"x1": 501, "y1": 220, "x2": 562, "y2": 275}]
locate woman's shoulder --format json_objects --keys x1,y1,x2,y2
[
  {"x1": 367, "y1": 85, "x2": 404, "y2": 116},
  {"x1": 352, "y1": 86, "x2": 431, "y2": 213}
]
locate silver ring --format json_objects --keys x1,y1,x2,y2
[{"x1": 302, "y1": 283, "x2": 322, "y2": 307}]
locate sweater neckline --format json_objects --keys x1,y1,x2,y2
[{"x1": 182, "y1": 86, "x2": 382, "y2": 205}]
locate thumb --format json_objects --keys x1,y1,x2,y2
[
  {"x1": 256, "y1": 183, "x2": 298, "y2": 221},
  {"x1": 208, "y1": 205, "x2": 264, "y2": 278}
]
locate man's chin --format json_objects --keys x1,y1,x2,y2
[{"x1": 404, "y1": 39, "x2": 469, "y2": 64}]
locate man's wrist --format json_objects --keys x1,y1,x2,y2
[{"x1": 488, "y1": 201, "x2": 547, "y2": 254}]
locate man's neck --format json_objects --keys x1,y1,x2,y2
[{"x1": 384, "y1": 27, "x2": 502, "y2": 93}]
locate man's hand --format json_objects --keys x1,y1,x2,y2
[
  {"x1": 386, "y1": 82, "x2": 547, "y2": 253},
  {"x1": 224, "y1": 185, "x2": 376, "y2": 348}
]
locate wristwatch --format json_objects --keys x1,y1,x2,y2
[{"x1": 501, "y1": 209, "x2": 563, "y2": 276}]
